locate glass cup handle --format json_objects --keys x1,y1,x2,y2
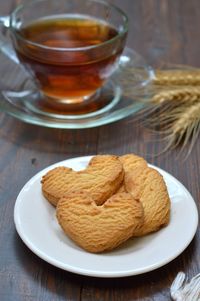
[
  {"x1": 0, "y1": 15, "x2": 20, "y2": 64},
  {"x1": 0, "y1": 16, "x2": 37, "y2": 96}
]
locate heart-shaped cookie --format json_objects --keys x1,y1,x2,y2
[
  {"x1": 120, "y1": 154, "x2": 171, "y2": 236},
  {"x1": 56, "y1": 191, "x2": 144, "y2": 253},
  {"x1": 41, "y1": 155, "x2": 124, "y2": 206}
]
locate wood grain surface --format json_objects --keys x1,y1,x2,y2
[{"x1": 0, "y1": 0, "x2": 199, "y2": 300}]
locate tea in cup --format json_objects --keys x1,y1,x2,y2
[{"x1": 4, "y1": 0, "x2": 128, "y2": 114}]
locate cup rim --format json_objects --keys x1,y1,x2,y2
[{"x1": 10, "y1": 0, "x2": 128, "y2": 52}]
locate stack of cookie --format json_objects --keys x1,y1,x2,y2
[{"x1": 41, "y1": 154, "x2": 170, "y2": 253}]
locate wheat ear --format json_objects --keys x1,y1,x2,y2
[
  {"x1": 154, "y1": 70, "x2": 200, "y2": 85},
  {"x1": 160, "y1": 102, "x2": 200, "y2": 156},
  {"x1": 151, "y1": 87, "x2": 200, "y2": 105},
  {"x1": 138, "y1": 87, "x2": 200, "y2": 127}
]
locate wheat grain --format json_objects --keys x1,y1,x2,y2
[
  {"x1": 151, "y1": 87, "x2": 200, "y2": 104},
  {"x1": 172, "y1": 102, "x2": 200, "y2": 135},
  {"x1": 154, "y1": 70, "x2": 200, "y2": 85},
  {"x1": 132, "y1": 67, "x2": 200, "y2": 156},
  {"x1": 163, "y1": 102, "x2": 200, "y2": 155},
  {"x1": 142, "y1": 100, "x2": 200, "y2": 157}
]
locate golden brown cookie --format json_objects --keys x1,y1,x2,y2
[
  {"x1": 120, "y1": 154, "x2": 148, "y2": 199},
  {"x1": 120, "y1": 154, "x2": 170, "y2": 236},
  {"x1": 41, "y1": 155, "x2": 124, "y2": 206},
  {"x1": 56, "y1": 191, "x2": 144, "y2": 253}
]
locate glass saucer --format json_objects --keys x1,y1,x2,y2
[{"x1": 0, "y1": 47, "x2": 154, "y2": 129}]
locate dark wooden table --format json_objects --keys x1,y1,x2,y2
[{"x1": 0, "y1": 0, "x2": 200, "y2": 300}]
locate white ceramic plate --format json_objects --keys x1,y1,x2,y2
[{"x1": 14, "y1": 156, "x2": 198, "y2": 278}]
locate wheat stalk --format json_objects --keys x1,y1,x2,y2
[
  {"x1": 138, "y1": 87, "x2": 200, "y2": 127},
  {"x1": 119, "y1": 64, "x2": 200, "y2": 155},
  {"x1": 152, "y1": 102, "x2": 200, "y2": 157},
  {"x1": 169, "y1": 102, "x2": 200, "y2": 140},
  {"x1": 136, "y1": 84, "x2": 200, "y2": 157}
]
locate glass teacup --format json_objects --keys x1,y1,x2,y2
[{"x1": 1, "y1": 0, "x2": 128, "y2": 115}]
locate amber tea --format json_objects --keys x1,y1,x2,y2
[{"x1": 14, "y1": 16, "x2": 123, "y2": 109}]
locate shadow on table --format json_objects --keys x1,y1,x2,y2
[
  {"x1": 0, "y1": 113, "x2": 150, "y2": 157},
  {"x1": 13, "y1": 229, "x2": 197, "y2": 300}
]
